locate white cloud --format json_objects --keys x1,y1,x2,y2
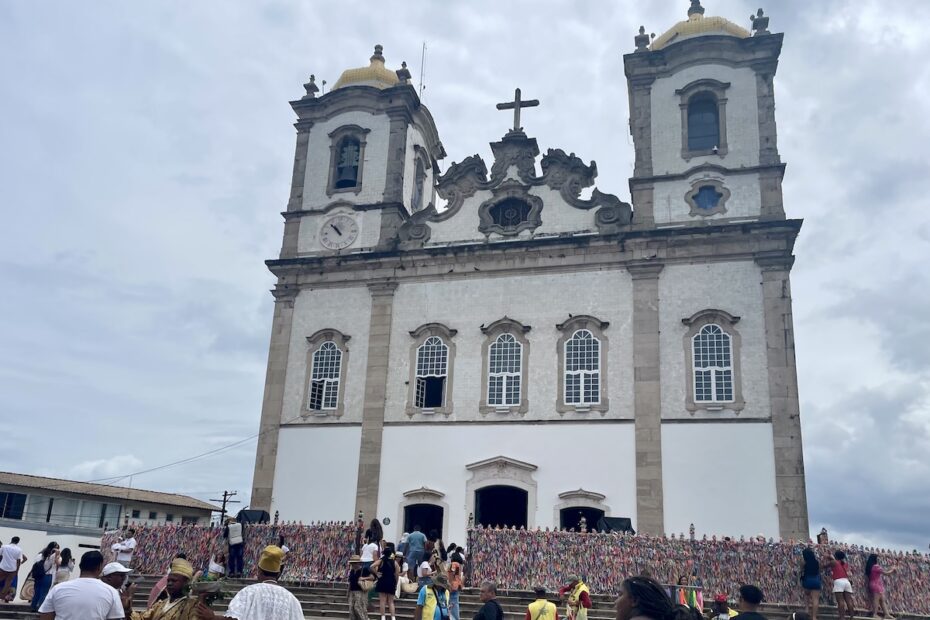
[{"x1": 69, "y1": 455, "x2": 144, "y2": 481}]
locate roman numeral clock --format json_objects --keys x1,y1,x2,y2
[{"x1": 319, "y1": 214, "x2": 359, "y2": 250}]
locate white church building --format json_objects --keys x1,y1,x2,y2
[{"x1": 250, "y1": 1, "x2": 809, "y2": 544}]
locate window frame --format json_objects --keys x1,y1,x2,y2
[
  {"x1": 410, "y1": 146, "x2": 431, "y2": 213},
  {"x1": 479, "y1": 317, "x2": 531, "y2": 415},
  {"x1": 406, "y1": 323, "x2": 457, "y2": 417},
  {"x1": 682, "y1": 309, "x2": 745, "y2": 413},
  {"x1": 556, "y1": 315, "x2": 610, "y2": 414},
  {"x1": 302, "y1": 329, "x2": 351, "y2": 418},
  {"x1": 326, "y1": 125, "x2": 371, "y2": 197},
  {"x1": 684, "y1": 178, "x2": 731, "y2": 217},
  {"x1": 477, "y1": 181, "x2": 543, "y2": 236},
  {"x1": 676, "y1": 79, "x2": 730, "y2": 161}
]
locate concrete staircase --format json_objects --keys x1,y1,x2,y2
[{"x1": 0, "y1": 577, "x2": 925, "y2": 620}]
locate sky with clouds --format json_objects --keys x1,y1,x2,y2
[{"x1": 1, "y1": 1, "x2": 928, "y2": 549}]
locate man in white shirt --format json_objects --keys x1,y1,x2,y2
[
  {"x1": 38, "y1": 550, "x2": 125, "y2": 620},
  {"x1": 110, "y1": 530, "x2": 137, "y2": 566},
  {"x1": 195, "y1": 546, "x2": 302, "y2": 620},
  {"x1": 0, "y1": 536, "x2": 26, "y2": 602}
]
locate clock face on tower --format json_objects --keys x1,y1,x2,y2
[{"x1": 319, "y1": 214, "x2": 359, "y2": 250}]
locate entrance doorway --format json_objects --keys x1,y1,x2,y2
[
  {"x1": 559, "y1": 506, "x2": 605, "y2": 531},
  {"x1": 474, "y1": 485, "x2": 528, "y2": 528},
  {"x1": 404, "y1": 503, "x2": 443, "y2": 538}
]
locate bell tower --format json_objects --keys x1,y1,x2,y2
[
  {"x1": 278, "y1": 45, "x2": 445, "y2": 258},
  {"x1": 624, "y1": 1, "x2": 783, "y2": 227}
]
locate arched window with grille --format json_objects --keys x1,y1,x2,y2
[
  {"x1": 564, "y1": 329, "x2": 601, "y2": 405},
  {"x1": 687, "y1": 95, "x2": 720, "y2": 152},
  {"x1": 682, "y1": 309, "x2": 744, "y2": 413},
  {"x1": 692, "y1": 324, "x2": 733, "y2": 402},
  {"x1": 488, "y1": 334, "x2": 522, "y2": 406},
  {"x1": 308, "y1": 341, "x2": 342, "y2": 410},
  {"x1": 415, "y1": 336, "x2": 449, "y2": 408},
  {"x1": 303, "y1": 329, "x2": 351, "y2": 417}
]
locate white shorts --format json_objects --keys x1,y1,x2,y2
[{"x1": 833, "y1": 578, "x2": 853, "y2": 594}]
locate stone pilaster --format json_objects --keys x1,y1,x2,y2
[
  {"x1": 628, "y1": 76, "x2": 656, "y2": 228},
  {"x1": 250, "y1": 283, "x2": 298, "y2": 511},
  {"x1": 382, "y1": 111, "x2": 410, "y2": 204},
  {"x1": 756, "y1": 254, "x2": 809, "y2": 540},
  {"x1": 281, "y1": 122, "x2": 312, "y2": 258},
  {"x1": 354, "y1": 281, "x2": 398, "y2": 521},
  {"x1": 629, "y1": 262, "x2": 665, "y2": 535}
]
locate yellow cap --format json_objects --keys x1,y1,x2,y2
[
  {"x1": 651, "y1": 12, "x2": 749, "y2": 51},
  {"x1": 333, "y1": 45, "x2": 400, "y2": 90},
  {"x1": 258, "y1": 545, "x2": 286, "y2": 573}
]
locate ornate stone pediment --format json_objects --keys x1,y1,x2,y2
[
  {"x1": 403, "y1": 486, "x2": 445, "y2": 500},
  {"x1": 428, "y1": 131, "x2": 633, "y2": 234},
  {"x1": 557, "y1": 488, "x2": 607, "y2": 502}
]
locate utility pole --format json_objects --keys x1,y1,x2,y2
[{"x1": 210, "y1": 491, "x2": 241, "y2": 523}]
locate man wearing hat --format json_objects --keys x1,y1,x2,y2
[
  {"x1": 558, "y1": 577, "x2": 591, "y2": 620},
  {"x1": 711, "y1": 594, "x2": 738, "y2": 620},
  {"x1": 130, "y1": 558, "x2": 200, "y2": 620},
  {"x1": 100, "y1": 562, "x2": 133, "y2": 593},
  {"x1": 414, "y1": 572, "x2": 450, "y2": 620},
  {"x1": 195, "y1": 545, "x2": 303, "y2": 620},
  {"x1": 526, "y1": 586, "x2": 558, "y2": 620}
]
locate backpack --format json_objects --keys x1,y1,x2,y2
[{"x1": 30, "y1": 557, "x2": 46, "y2": 581}]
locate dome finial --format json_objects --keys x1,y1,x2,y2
[
  {"x1": 688, "y1": 0, "x2": 705, "y2": 17},
  {"x1": 634, "y1": 26, "x2": 653, "y2": 52},
  {"x1": 396, "y1": 61, "x2": 412, "y2": 84},
  {"x1": 371, "y1": 44, "x2": 384, "y2": 64}
]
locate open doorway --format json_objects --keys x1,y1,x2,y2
[
  {"x1": 559, "y1": 507, "x2": 605, "y2": 531},
  {"x1": 474, "y1": 485, "x2": 528, "y2": 528},
  {"x1": 403, "y1": 503, "x2": 443, "y2": 538}
]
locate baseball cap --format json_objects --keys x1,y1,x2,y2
[{"x1": 101, "y1": 562, "x2": 132, "y2": 576}]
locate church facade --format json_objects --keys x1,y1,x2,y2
[{"x1": 250, "y1": 2, "x2": 809, "y2": 543}]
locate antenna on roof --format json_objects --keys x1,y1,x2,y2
[{"x1": 418, "y1": 41, "x2": 427, "y2": 100}]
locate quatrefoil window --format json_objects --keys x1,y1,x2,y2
[{"x1": 685, "y1": 180, "x2": 730, "y2": 217}]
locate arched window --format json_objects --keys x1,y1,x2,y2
[
  {"x1": 308, "y1": 341, "x2": 342, "y2": 410},
  {"x1": 334, "y1": 137, "x2": 361, "y2": 189},
  {"x1": 488, "y1": 333, "x2": 522, "y2": 406},
  {"x1": 411, "y1": 157, "x2": 427, "y2": 212},
  {"x1": 687, "y1": 95, "x2": 720, "y2": 152},
  {"x1": 692, "y1": 324, "x2": 733, "y2": 402},
  {"x1": 327, "y1": 125, "x2": 370, "y2": 196},
  {"x1": 415, "y1": 336, "x2": 449, "y2": 408},
  {"x1": 564, "y1": 329, "x2": 601, "y2": 405}
]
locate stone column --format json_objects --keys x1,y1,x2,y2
[
  {"x1": 250, "y1": 284, "x2": 298, "y2": 511},
  {"x1": 628, "y1": 76, "x2": 656, "y2": 228},
  {"x1": 354, "y1": 281, "x2": 398, "y2": 521},
  {"x1": 757, "y1": 254, "x2": 810, "y2": 540},
  {"x1": 629, "y1": 262, "x2": 665, "y2": 535}
]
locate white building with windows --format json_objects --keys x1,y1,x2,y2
[
  {"x1": 250, "y1": 2, "x2": 809, "y2": 544},
  {"x1": 0, "y1": 471, "x2": 217, "y2": 592}
]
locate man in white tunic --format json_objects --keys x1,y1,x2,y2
[{"x1": 195, "y1": 546, "x2": 302, "y2": 620}]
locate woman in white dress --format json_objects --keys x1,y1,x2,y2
[{"x1": 54, "y1": 548, "x2": 74, "y2": 585}]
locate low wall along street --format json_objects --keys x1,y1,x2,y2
[{"x1": 103, "y1": 524, "x2": 930, "y2": 614}]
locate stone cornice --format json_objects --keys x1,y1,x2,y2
[
  {"x1": 267, "y1": 220, "x2": 802, "y2": 288},
  {"x1": 623, "y1": 32, "x2": 783, "y2": 81},
  {"x1": 626, "y1": 261, "x2": 665, "y2": 280},
  {"x1": 629, "y1": 162, "x2": 786, "y2": 187}
]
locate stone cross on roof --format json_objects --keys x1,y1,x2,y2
[{"x1": 496, "y1": 88, "x2": 539, "y2": 134}]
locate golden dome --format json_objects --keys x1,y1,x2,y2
[
  {"x1": 333, "y1": 45, "x2": 400, "y2": 90},
  {"x1": 651, "y1": 5, "x2": 750, "y2": 51}
]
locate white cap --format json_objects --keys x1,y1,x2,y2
[{"x1": 101, "y1": 562, "x2": 132, "y2": 576}]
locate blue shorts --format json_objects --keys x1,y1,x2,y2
[{"x1": 802, "y1": 575, "x2": 822, "y2": 591}]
